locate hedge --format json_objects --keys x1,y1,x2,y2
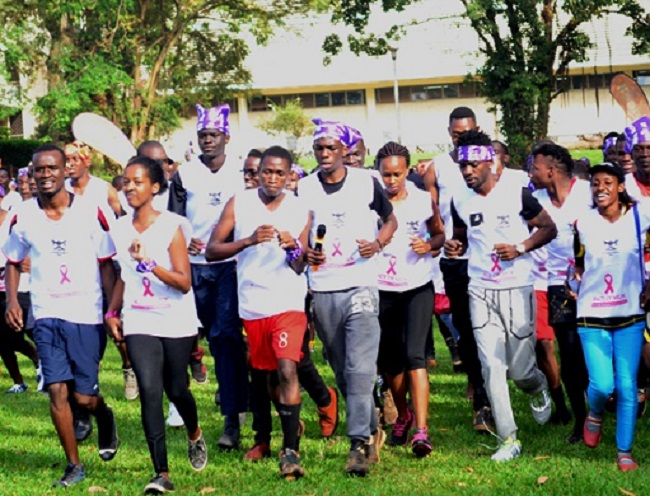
[{"x1": 0, "y1": 139, "x2": 45, "y2": 176}]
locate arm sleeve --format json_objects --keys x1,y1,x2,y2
[
  {"x1": 520, "y1": 188, "x2": 543, "y2": 221},
  {"x1": 2, "y1": 214, "x2": 29, "y2": 263},
  {"x1": 451, "y1": 200, "x2": 467, "y2": 229},
  {"x1": 168, "y1": 172, "x2": 187, "y2": 217},
  {"x1": 368, "y1": 177, "x2": 393, "y2": 218},
  {"x1": 93, "y1": 208, "x2": 117, "y2": 261}
]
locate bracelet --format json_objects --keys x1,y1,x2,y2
[
  {"x1": 136, "y1": 259, "x2": 157, "y2": 273},
  {"x1": 375, "y1": 239, "x2": 385, "y2": 251},
  {"x1": 104, "y1": 310, "x2": 119, "y2": 319},
  {"x1": 285, "y1": 238, "x2": 302, "y2": 263}
]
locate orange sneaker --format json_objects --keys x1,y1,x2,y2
[{"x1": 317, "y1": 387, "x2": 339, "y2": 438}]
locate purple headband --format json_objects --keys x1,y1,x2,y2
[
  {"x1": 17, "y1": 168, "x2": 29, "y2": 178},
  {"x1": 624, "y1": 116, "x2": 650, "y2": 154},
  {"x1": 457, "y1": 145, "x2": 495, "y2": 163},
  {"x1": 291, "y1": 163, "x2": 306, "y2": 178},
  {"x1": 342, "y1": 126, "x2": 363, "y2": 148},
  {"x1": 196, "y1": 103, "x2": 230, "y2": 135},
  {"x1": 312, "y1": 118, "x2": 349, "y2": 143},
  {"x1": 603, "y1": 136, "x2": 618, "y2": 153}
]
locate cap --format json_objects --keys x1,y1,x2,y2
[{"x1": 589, "y1": 161, "x2": 625, "y2": 182}]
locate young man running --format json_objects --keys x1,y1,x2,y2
[
  {"x1": 301, "y1": 119, "x2": 398, "y2": 476},
  {"x1": 207, "y1": 146, "x2": 310, "y2": 479},
  {"x1": 4, "y1": 144, "x2": 119, "y2": 487},
  {"x1": 446, "y1": 130, "x2": 556, "y2": 462}
]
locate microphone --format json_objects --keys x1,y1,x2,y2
[{"x1": 312, "y1": 224, "x2": 326, "y2": 271}]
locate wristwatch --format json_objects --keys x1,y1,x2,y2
[{"x1": 515, "y1": 243, "x2": 526, "y2": 256}]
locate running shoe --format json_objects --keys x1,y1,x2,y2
[
  {"x1": 411, "y1": 427, "x2": 433, "y2": 458},
  {"x1": 188, "y1": 431, "x2": 208, "y2": 471},
  {"x1": 390, "y1": 408, "x2": 414, "y2": 446},
  {"x1": 317, "y1": 386, "x2": 339, "y2": 438},
  {"x1": 366, "y1": 428, "x2": 386, "y2": 464},
  {"x1": 381, "y1": 389, "x2": 398, "y2": 426},
  {"x1": 52, "y1": 463, "x2": 85, "y2": 488},
  {"x1": 190, "y1": 347, "x2": 208, "y2": 385},
  {"x1": 345, "y1": 440, "x2": 369, "y2": 477},
  {"x1": 491, "y1": 437, "x2": 522, "y2": 462},
  {"x1": 530, "y1": 388, "x2": 552, "y2": 425},
  {"x1": 144, "y1": 473, "x2": 175, "y2": 494},
  {"x1": 6, "y1": 383, "x2": 28, "y2": 394},
  {"x1": 166, "y1": 403, "x2": 184, "y2": 428},
  {"x1": 473, "y1": 406, "x2": 495, "y2": 433},
  {"x1": 617, "y1": 452, "x2": 639, "y2": 472},
  {"x1": 637, "y1": 388, "x2": 646, "y2": 418},
  {"x1": 279, "y1": 448, "x2": 305, "y2": 480},
  {"x1": 123, "y1": 367, "x2": 139, "y2": 400},
  {"x1": 74, "y1": 408, "x2": 93, "y2": 442},
  {"x1": 583, "y1": 414, "x2": 603, "y2": 448},
  {"x1": 244, "y1": 441, "x2": 271, "y2": 462},
  {"x1": 98, "y1": 406, "x2": 119, "y2": 461},
  {"x1": 217, "y1": 415, "x2": 240, "y2": 451}
]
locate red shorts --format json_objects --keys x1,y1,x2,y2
[
  {"x1": 535, "y1": 290, "x2": 555, "y2": 341},
  {"x1": 243, "y1": 311, "x2": 307, "y2": 371}
]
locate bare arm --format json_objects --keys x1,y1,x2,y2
[
  {"x1": 4, "y1": 262, "x2": 22, "y2": 330},
  {"x1": 423, "y1": 161, "x2": 439, "y2": 204},
  {"x1": 205, "y1": 197, "x2": 255, "y2": 261},
  {"x1": 524, "y1": 209, "x2": 557, "y2": 251},
  {"x1": 107, "y1": 185, "x2": 125, "y2": 217},
  {"x1": 153, "y1": 226, "x2": 192, "y2": 293}
]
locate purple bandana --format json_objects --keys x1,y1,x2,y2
[
  {"x1": 603, "y1": 136, "x2": 618, "y2": 154},
  {"x1": 291, "y1": 163, "x2": 306, "y2": 178},
  {"x1": 312, "y1": 118, "x2": 349, "y2": 143},
  {"x1": 196, "y1": 103, "x2": 230, "y2": 135},
  {"x1": 17, "y1": 167, "x2": 29, "y2": 178},
  {"x1": 457, "y1": 145, "x2": 495, "y2": 163},
  {"x1": 624, "y1": 116, "x2": 650, "y2": 154},
  {"x1": 342, "y1": 126, "x2": 363, "y2": 148}
]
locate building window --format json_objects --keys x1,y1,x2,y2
[
  {"x1": 315, "y1": 93, "x2": 331, "y2": 107},
  {"x1": 331, "y1": 92, "x2": 346, "y2": 106},
  {"x1": 375, "y1": 83, "x2": 476, "y2": 103},
  {"x1": 9, "y1": 112, "x2": 23, "y2": 138},
  {"x1": 634, "y1": 70, "x2": 650, "y2": 87}
]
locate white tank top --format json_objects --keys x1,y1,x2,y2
[
  {"x1": 453, "y1": 179, "x2": 534, "y2": 290},
  {"x1": 300, "y1": 167, "x2": 379, "y2": 292},
  {"x1": 180, "y1": 157, "x2": 244, "y2": 265},
  {"x1": 575, "y1": 201, "x2": 650, "y2": 319},
  {"x1": 530, "y1": 244, "x2": 548, "y2": 291},
  {"x1": 233, "y1": 189, "x2": 308, "y2": 320},
  {"x1": 113, "y1": 211, "x2": 199, "y2": 338},
  {"x1": 534, "y1": 180, "x2": 592, "y2": 286},
  {"x1": 377, "y1": 184, "x2": 433, "y2": 292}
]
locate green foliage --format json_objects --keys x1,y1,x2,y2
[
  {"x1": 323, "y1": 0, "x2": 647, "y2": 164},
  {"x1": 0, "y1": 138, "x2": 45, "y2": 169},
  {"x1": 258, "y1": 98, "x2": 315, "y2": 159}
]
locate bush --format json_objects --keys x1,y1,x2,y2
[{"x1": 0, "y1": 138, "x2": 45, "y2": 175}]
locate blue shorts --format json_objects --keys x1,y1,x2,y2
[{"x1": 32, "y1": 318, "x2": 107, "y2": 396}]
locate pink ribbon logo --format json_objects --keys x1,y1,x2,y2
[
  {"x1": 386, "y1": 256, "x2": 397, "y2": 276},
  {"x1": 59, "y1": 264, "x2": 71, "y2": 284},
  {"x1": 604, "y1": 274, "x2": 614, "y2": 294},
  {"x1": 490, "y1": 253, "x2": 502, "y2": 272},
  {"x1": 332, "y1": 241, "x2": 343, "y2": 257},
  {"x1": 142, "y1": 277, "x2": 154, "y2": 297}
]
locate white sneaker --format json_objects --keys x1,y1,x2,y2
[
  {"x1": 123, "y1": 367, "x2": 139, "y2": 400},
  {"x1": 167, "y1": 403, "x2": 184, "y2": 428},
  {"x1": 491, "y1": 437, "x2": 522, "y2": 462},
  {"x1": 530, "y1": 389, "x2": 552, "y2": 425}
]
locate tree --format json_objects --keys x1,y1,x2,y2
[
  {"x1": 258, "y1": 98, "x2": 315, "y2": 160},
  {"x1": 0, "y1": 1, "x2": 321, "y2": 143},
  {"x1": 323, "y1": 0, "x2": 647, "y2": 164}
]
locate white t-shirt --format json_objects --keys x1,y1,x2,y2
[
  {"x1": 534, "y1": 179, "x2": 592, "y2": 286},
  {"x1": 0, "y1": 211, "x2": 30, "y2": 293},
  {"x1": 300, "y1": 167, "x2": 379, "y2": 292},
  {"x1": 178, "y1": 157, "x2": 244, "y2": 265},
  {"x1": 113, "y1": 211, "x2": 198, "y2": 338},
  {"x1": 2, "y1": 191, "x2": 22, "y2": 212},
  {"x1": 452, "y1": 180, "x2": 541, "y2": 290},
  {"x1": 435, "y1": 153, "x2": 470, "y2": 260},
  {"x1": 2, "y1": 196, "x2": 116, "y2": 324},
  {"x1": 377, "y1": 184, "x2": 433, "y2": 292},
  {"x1": 575, "y1": 201, "x2": 650, "y2": 319},
  {"x1": 65, "y1": 175, "x2": 116, "y2": 226},
  {"x1": 233, "y1": 189, "x2": 308, "y2": 320}
]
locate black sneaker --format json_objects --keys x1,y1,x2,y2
[
  {"x1": 345, "y1": 440, "x2": 369, "y2": 477},
  {"x1": 188, "y1": 432, "x2": 208, "y2": 471},
  {"x1": 52, "y1": 463, "x2": 85, "y2": 488},
  {"x1": 279, "y1": 448, "x2": 305, "y2": 480},
  {"x1": 74, "y1": 408, "x2": 93, "y2": 442},
  {"x1": 144, "y1": 473, "x2": 175, "y2": 494},
  {"x1": 190, "y1": 347, "x2": 208, "y2": 385},
  {"x1": 473, "y1": 406, "x2": 495, "y2": 433},
  {"x1": 98, "y1": 406, "x2": 119, "y2": 461},
  {"x1": 217, "y1": 415, "x2": 240, "y2": 451}
]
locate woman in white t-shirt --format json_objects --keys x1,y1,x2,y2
[
  {"x1": 571, "y1": 162, "x2": 650, "y2": 472},
  {"x1": 375, "y1": 142, "x2": 445, "y2": 458},
  {"x1": 105, "y1": 157, "x2": 205, "y2": 493}
]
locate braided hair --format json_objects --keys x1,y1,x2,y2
[{"x1": 375, "y1": 141, "x2": 410, "y2": 169}]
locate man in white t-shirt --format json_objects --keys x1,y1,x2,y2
[
  {"x1": 168, "y1": 103, "x2": 248, "y2": 449},
  {"x1": 445, "y1": 130, "x2": 557, "y2": 462},
  {"x1": 3, "y1": 144, "x2": 119, "y2": 488},
  {"x1": 0, "y1": 168, "x2": 21, "y2": 211}
]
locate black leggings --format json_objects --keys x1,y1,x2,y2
[
  {"x1": 378, "y1": 282, "x2": 433, "y2": 376},
  {"x1": 126, "y1": 334, "x2": 198, "y2": 474},
  {"x1": 0, "y1": 292, "x2": 37, "y2": 384}
]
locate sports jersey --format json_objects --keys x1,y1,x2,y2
[
  {"x1": 0, "y1": 210, "x2": 30, "y2": 293},
  {"x1": 112, "y1": 211, "x2": 198, "y2": 338},
  {"x1": 2, "y1": 196, "x2": 116, "y2": 324},
  {"x1": 233, "y1": 189, "x2": 308, "y2": 320},
  {"x1": 65, "y1": 175, "x2": 116, "y2": 225}
]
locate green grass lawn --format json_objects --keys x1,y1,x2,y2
[{"x1": 2, "y1": 330, "x2": 650, "y2": 495}]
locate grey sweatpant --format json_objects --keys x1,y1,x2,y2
[
  {"x1": 313, "y1": 286, "x2": 381, "y2": 442},
  {"x1": 468, "y1": 285, "x2": 547, "y2": 440}
]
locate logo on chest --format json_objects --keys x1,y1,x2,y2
[
  {"x1": 208, "y1": 192, "x2": 222, "y2": 207},
  {"x1": 469, "y1": 212, "x2": 483, "y2": 227},
  {"x1": 603, "y1": 239, "x2": 619, "y2": 255},
  {"x1": 405, "y1": 220, "x2": 420, "y2": 236},
  {"x1": 52, "y1": 239, "x2": 67, "y2": 256},
  {"x1": 496, "y1": 215, "x2": 510, "y2": 228},
  {"x1": 331, "y1": 212, "x2": 346, "y2": 229}
]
